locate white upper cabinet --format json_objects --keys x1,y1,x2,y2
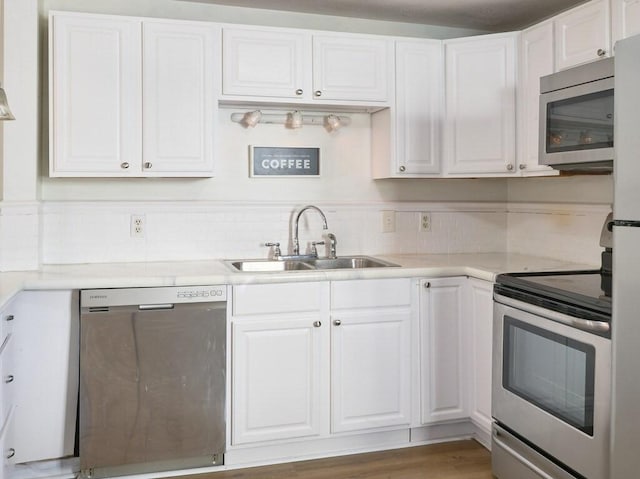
[
  {"x1": 518, "y1": 21, "x2": 558, "y2": 176},
  {"x1": 444, "y1": 33, "x2": 518, "y2": 176},
  {"x1": 50, "y1": 13, "x2": 142, "y2": 176},
  {"x1": 221, "y1": 26, "x2": 391, "y2": 105},
  {"x1": 554, "y1": 0, "x2": 611, "y2": 70},
  {"x1": 222, "y1": 28, "x2": 309, "y2": 98},
  {"x1": 612, "y1": 0, "x2": 640, "y2": 43},
  {"x1": 372, "y1": 39, "x2": 443, "y2": 178},
  {"x1": 49, "y1": 12, "x2": 219, "y2": 177}
]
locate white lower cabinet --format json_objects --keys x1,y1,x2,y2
[
  {"x1": 467, "y1": 278, "x2": 494, "y2": 435},
  {"x1": 231, "y1": 278, "x2": 413, "y2": 445},
  {"x1": 6, "y1": 291, "x2": 79, "y2": 465},
  {"x1": 419, "y1": 277, "x2": 469, "y2": 423}
]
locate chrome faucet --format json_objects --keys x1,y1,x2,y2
[
  {"x1": 293, "y1": 205, "x2": 328, "y2": 256},
  {"x1": 327, "y1": 233, "x2": 337, "y2": 259}
]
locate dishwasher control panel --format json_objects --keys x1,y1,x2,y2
[{"x1": 81, "y1": 285, "x2": 227, "y2": 308}]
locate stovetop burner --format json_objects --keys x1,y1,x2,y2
[{"x1": 495, "y1": 270, "x2": 611, "y2": 320}]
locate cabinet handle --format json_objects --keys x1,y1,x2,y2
[
  {"x1": 597, "y1": 48, "x2": 606, "y2": 57},
  {"x1": 144, "y1": 162, "x2": 152, "y2": 169},
  {"x1": 296, "y1": 89, "x2": 303, "y2": 96},
  {"x1": 506, "y1": 163, "x2": 514, "y2": 171},
  {"x1": 333, "y1": 319, "x2": 342, "y2": 326},
  {"x1": 399, "y1": 166, "x2": 406, "y2": 172},
  {"x1": 5, "y1": 315, "x2": 13, "y2": 322},
  {"x1": 120, "y1": 162, "x2": 130, "y2": 169},
  {"x1": 6, "y1": 448, "x2": 15, "y2": 459},
  {"x1": 314, "y1": 90, "x2": 322, "y2": 97},
  {"x1": 424, "y1": 282, "x2": 431, "y2": 289},
  {"x1": 5, "y1": 375, "x2": 13, "y2": 384},
  {"x1": 313, "y1": 321, "x2": 322, "y2": 328},
  {"x1": 519, "y1": 164, "x2": 527, "y2": 170}
]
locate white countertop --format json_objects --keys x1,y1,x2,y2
[{"x1": 0, "y1": 253, "x2": 596, "y2": 309}]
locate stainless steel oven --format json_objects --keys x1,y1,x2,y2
[
  {"x1": 540, "y1": 57, "x2": 614, "y2": 171},
  {"x1": 492, "y1": 272, "x2": 611, "y2": 479}
]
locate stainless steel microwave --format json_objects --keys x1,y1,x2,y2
[{"x1": 539, "y1": 57, "x2": 614, "y2": 171}]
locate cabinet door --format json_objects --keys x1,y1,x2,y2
[
  {"x1": 420, "y1": 277, "x2": 468, "y2": 423},
  {"x1": 555, "y1": 0, "x2": 611, "y2": 70},
  {"x1": 444, "y1": 34, "x2": 517, "y2": 175},
  {"x1": 232, "y1": 316, "x2": 328, "y2": 444},
  {"x1": 142, "y1": 21, "x2": 218, "y2": 176},
  {"x1": 518, "y1": 22, "x2": 558, "y2": 176},
  {"x1": 613, "y1": 0, "x2": 640, "y2": 43},
  {"x1": 467, "y1": 278, "x2": 494, "y2": 435},
  {"x1": 331, "y1": 309, "x2": 411, "y2": 433},
  {"x1": 8, "y1": 291, "x2": 79, "y2": 464},
  {"x1": 312, "y1": 35, "x2": 391, "y2": 102},
  {"x1": 395, "y1": 40, "x2": 443, "y2": 175},
  {"x1": 50, "y1": 13, "x2": 142, "y2": 176},
  {"x1": 222, "y1": 27, "x2": 309, "y2": 99}
]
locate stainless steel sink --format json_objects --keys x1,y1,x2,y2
[
  {"x1": 306, "y1": 256, "x2": 400, "y2": 270},
  {"x1": 227, "y1": 259, "x2": 314, "y2": 272},
  {"x1": 226, "y1": 255, "x2": 399, "y2": 272}
]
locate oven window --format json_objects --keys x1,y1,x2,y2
[
  {"x1": 546, "y1": 89, "x2": 613, "y2": 154},
  {"x1": 503, "y1": 316, "x2": 595, "y2": 436}
]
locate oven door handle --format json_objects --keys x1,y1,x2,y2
[
  {"x1": 494, "y1": 293, "x2": 610, "y2": 335},
  {"x1": 493, "y1": 426, "x2": 556, "y2": 479}
]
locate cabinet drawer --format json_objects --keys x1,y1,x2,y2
[
  {"x1": 233, "y1": 282, "x2": 326, "y2": 316},
  {"x1": 331, "y1": 278, "x2": 411, "y2": 309},
  {"x1": 1, "y1": 334, "x2": 15, "y2": 428}
]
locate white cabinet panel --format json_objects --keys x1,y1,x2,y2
[
  {"x1": 312, "y1": 35, "x2": 390, "y2": 102},
  {"x1": 233, "y1": 282, "x2": 325, "y2": 316},
  {"x1": 8, "y1": 291, "x2": 79, "y2": 464},
  {"x1": 50, "y1": 14, "x2": 142, "y2": 175},
  {"x1": 420, "y1": 277, "x2": 468, "y2": 423},
  {"x1": 518, "y1": 22, "x2": 557, "y2": 176},
  {"x1": 394, "y1": 40, "x2": 443, "y2": 175},
  {"x1": 331, "y1": 278, "x2": 411, "y2": 309},
  {"x1": 613, "y1": 0, "x2": 640, "y2": 43},
  {"x1": 467, "y1": 278, "x2": 494, "y2": 435},
  {"x1": 444, "y1": 34, "x2": 517, "y2": 175},
  {"x1": 232, "y1": 316, "x2": 328, "y2": 444},
  {"x1": 222, "y1": 28, "x2": 309, "y2": 98},
  {"x1": 142, "y1": 21, "x2": 218, "y2": 175},
  {"x1": 555, "y1": 0, "x2": 611, "y2": 70},
  {"x1": 331, "y1": 310, "x2": 411, "y2": 433}
]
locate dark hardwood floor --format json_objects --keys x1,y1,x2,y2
[{"x1": 181, "y1": 440, "x2": 493, "y2": 479}]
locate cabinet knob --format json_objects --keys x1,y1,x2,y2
[
  {"x1": 5, "y1": 315, "x2": 14, "y2": 322},
  {"x1": 424, "y1": 282, "x2": 431, "y2": 289},
  {"x1": 314, "y1": 90, "x2": 322, "y2": 97},
  {"x1": 6, "y1": 448, "x2": 15, "y2": 459},
  {"x1": 5, "y1": 375, "x2": 13, "y2": 384},
  {"x1": 399, "y1": 166, "x2": 406, "y2": 172},
  {"x1": 333, "y1": 319, "x2": 342, "y2": 326},
  {"x1": 296, "y1": 89, "x2": 303, "y2": 96},
  {"x1": 120, "y1": 162, "x2": 130, "y2": 169},
  {"x1": 597, "y1": 48, "x2": 606, "y2": 57},
  {"x1": 144, "y1": 162, "x2": 153, "y2": 169},
  {"x1": 506, "y1": 163, "x2": 514, "y2": 171},
  {"x1": 313, "y1": 321, "x2": 322, "y2": 328},
  {"x1": 519, "y1": 164, "x2": 527, "y2": 170}
]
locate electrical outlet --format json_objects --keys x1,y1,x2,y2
[
  {"x1": 382, "y1": 210, "x2": 396, "y2": 233},
  {"x1": 419, "y1": 212, "x2": 431, "y2": 232},
  {"x1": 130, "y1": 214, "x2": 146, "y2": 238}
]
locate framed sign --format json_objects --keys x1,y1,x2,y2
[{"x1": 250, "y1": 146, "x2": 320, "y2": 177}]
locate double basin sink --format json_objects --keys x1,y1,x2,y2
[{"x1": 226, "y1": 255, "x2": 400, "y2": 272}]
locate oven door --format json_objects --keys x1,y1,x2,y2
[
  {"x1": 539, "y1": 76, "x2": 614, "y2": 169},
  {"x1": 493, "y1": 295, "x2": 611, "y2": 479}
]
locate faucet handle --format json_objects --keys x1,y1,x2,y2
[
  {"x1": 265, "y1": 242, "x2": 282, "y2": 258},
  {"x1": 327, "y1": 233, "x2": 337, "y2": 259},
  {"x1": 311, "y1": 241, "x2": 325, "y2": 257}
]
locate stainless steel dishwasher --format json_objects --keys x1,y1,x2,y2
[{"x1": 79, "y1": 286, "x2": 227, "y2": 479}]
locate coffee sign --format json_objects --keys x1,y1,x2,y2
[{"x1": 251, "y1": 147, "x2": 320, "y2": 177}]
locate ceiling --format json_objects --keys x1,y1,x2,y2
[{"x1": 181, "y1": 0, "x2": 589, "y2": 31}]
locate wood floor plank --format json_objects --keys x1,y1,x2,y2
[{"x1": 179, "y1": 440, "x2": 492, "y2": 479}]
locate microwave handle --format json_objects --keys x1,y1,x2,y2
[{"x1": 493, "y1": 425, "x2": 556, "y2": 479}]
